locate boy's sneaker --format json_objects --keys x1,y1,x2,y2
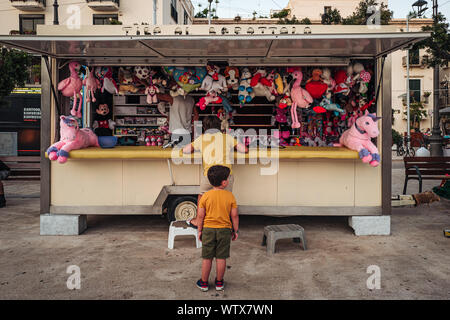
[
  {"x1": 215, "y1": 278, "x2": 224, "y2": 291},
  {"x1": 196, "y1": 279, "x2": 209, "y2": 292}
]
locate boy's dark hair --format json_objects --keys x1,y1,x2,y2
[
  {"x1": 203, "y1": 115, "x2": 221, "y2": 132},
  {"x1": 207, "y1": 165, "x2": 231, "y2": 187}
]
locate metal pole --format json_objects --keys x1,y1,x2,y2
[
  {"x1": 208, "y1": 0, "x2": 212, "y2": 25},
  {"x1": 429, "y1": 0, "x2": 443, "y2": 156},
  {"x1": 406, "y1": 15, "x2": 411, "y2": 149},
  {"x1": 53, "y1": 0, "x2": 59, "y2": 25}
]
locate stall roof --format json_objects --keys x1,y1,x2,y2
[{"x1": 0, "y1": 25, "x2": 430, "y2": 65}]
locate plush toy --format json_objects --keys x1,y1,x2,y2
[
  {"x1": 276, "y1": 95, "x2": 291, "y2": 125},
  {"x1": 118, "y1": 67, "x2": 139, "y2": 95},
  {"x1": 317, "y1": 96, "x2": 345, "y2": 115},
  {"x1": 274, "y1": 72, "x2": 284, "y2": 95},
  {"x1": 334, "y1": 69, "x2": 350, "y2": 96},
  {"x1": 169, "y1": 83, "x2": 187, "y2": 97},
  {"x1": 224, "y1": 67, "x2": 240, "y2": 91},
  {"x1": 305, "y1": 69, "x2": 328, "y2": 99},
  {"x1": 290, "y1": 69, "x2": 313, "y2": 129},
  {"x1": 201, "y1": 64, "x2": 227, "y2": 93},
  {"x1": 251, "y1": 68, "x2": 276, "y2": 101},
  {"x1": 145, "y1": 84, "x2": 159, "y2": 104},
  {"x1": 217, "y1": 108, "x2": 230, "y2": 132},
  {"x1": 92, "y1": 98, "x2": 115, "y2": 136},
  {"x1": 218, "y1": 92, "x2": 234, "y2": 113},
  {"x1": 82, "y1": 67, "x2": 100, "y2": 103},
  {"x1": 238, "y1": 68, "x2": 255, "y2": 104},
  {"x1": 95, "y1": 66, "x2": 118, "y2": 95},
  {"x1": 173, "y1": 67, "x2": 207, "y2": 93},
  {"x1": 346, "y1": 64, "x2": 355, "y2": 88},
  {"x1": 196, "y1": 91, "x2": 223, "y2": 110},
  {"x1": 47, "y1": 115, "x2": 99, "y2": 164},
  {"x1": 58, "y1": 61, "x2": 83, "y2": 119},
  {"x1": 321, "y1": 68, "x2": 336, "y2": 99},
  {"x1": 334, "y1": 110, "x2": 381, "y2": 167},
  {"x1": 352, "y1": 63, "x2": 371, "y2": 95},
  {"x1": 134, "y1": 66, "x2": 152, "y2": 87}
]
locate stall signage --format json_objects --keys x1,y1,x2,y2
[{"x1": 23, "y1": 107, "x2": 41, "y2": 121}]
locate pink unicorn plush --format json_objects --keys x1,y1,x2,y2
[
  {"x1": 82, "y1": 67, "x2": 100, "y2": 103},
  {"x1": 290, "y1": 69, "x2": 313, "y2": 129},
  {"x1": 58, "y1": 61, "x2": 83, "y2": 119},
  {"x1": 334, "y1": 110, "x2": 381, "y2": 167},
  {"x1": 46, "y1": 115, "x2": 99, "y2": 164}
]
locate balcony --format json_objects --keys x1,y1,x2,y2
[
  {"x1": 402, "y1": 55, "x2": 429, "y2": 69},
  {"x1": 86, "y1": 0, "x2": 119, "y2": 12},
  {"x1": 10, "y1": 0, "x2": 46, "y2": 11}
]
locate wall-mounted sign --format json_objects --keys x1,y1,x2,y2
[
  {"x1": 0, "y1": 132, "x2": 18, "y2": 156},
  {"x1": 23, "y1": 107, "x2": 41, "y2": 121}
]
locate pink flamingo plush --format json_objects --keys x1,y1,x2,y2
[
  {"x1": 58, "y1": 61, "x2": 83, "y2": 119},
  {"x1": 82, "y1": 67, "x2": 100, "y2": 103},
  {"x1": 334, "y1": 110, "x2": 381, "y2": 167},
  {"x1": 46, "y1": 115, "x2": 99, "y2": 164},
  {"x1": 290, "y1": 69, "x2": 313, "y2": 129}
]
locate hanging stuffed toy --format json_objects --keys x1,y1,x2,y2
[
  {"x1": 196, "y1": 90, "x2": 223, "y2": 110},
  {"x1": 134, "y1": 66, "x2": 152, "y2": 87},
  {"x1": 314, "y1": 96, "x2": 345, "y2": 115},
  {"x1": 352, "y1": 63, "x2": 371, "y2": 96},
  {"x1": 224, "y1": 66, "x2": 240, "y2": 91},
  {"x1": 333, "y1": 69, "x2": 350, "y2": 97},
  {"x1": 217, "y1": 108, "x2": 230, "y2": 132},
  {"x1": 145, "y1": 83, "x2": 160, "y2": 104},
  {"x1": 58, "y1": 61, "x2": 83, "y2": 119},
  {"x1": 218, "y1": 92, "x2": 234, "y2": 113},
  {"x1": 334, "y1": 110, "x2": 381, "y2": 167},
  {"x1": 95, "y1": 66, "x2": 118, "y2": 95},
  {"x1": 305, "y1": 69, "x2": 328, "y2": 100},
  {"x1": 274, "y1": 72, "x2": 284, "y2": 95},
  {"x1": 82, "y1": 66, "x2": 100, "y2": 103},
  {"x1": 289, "y1": 69, "x2": 313, "y2": 129},
  {"x1": 238, "y1": 67, "x2": 255, "y2": 104},
  {"x1": 275, "y1": 95, "x2": 291, "y2": 125},
  {"x1": 118, "y1": 67, "x2": 139, "y2": 95},
  {"x1": 321, "y1": 68, "x2": 336, "y2": 99},
  {"x1": 173, "y1": 66, "x2": 207, "y2": 93},
  {"x1": 250, "y1": 68, "x2": 276, "y2": 101},
  {"x1": 201, "y1": 64, "x2": 227, "y2": 93},
  {"x1": 46, "y1": 115, "x2": 99, "y2": 164},
  {"x1": 92, "y1": 100, "x2": 115, "y2": 136}
]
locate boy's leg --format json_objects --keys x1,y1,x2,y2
[
  {"x1": 201, "y1": 258, "x2": 213, "y2": 282},
  {"x1": 216, "y1": 259, "x2": 226, "y2": 281}
]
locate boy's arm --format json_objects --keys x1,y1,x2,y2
[
  {"x1": 182, "y1": 143, "x2": 194, "y2": 154},
  {"x1": 230, "y1": 207, "x2": 239, "y2": 241},
  {"x1": 197, "y1": 207, "x2": 206, "y2": 241}
]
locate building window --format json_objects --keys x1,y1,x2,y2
[
  {"x1": 171, "y1": 0, "x2": 178, "y2": 23},
  {"x1": 19, "y1": 15, "x2": 44, "y2": 35},
  {"x1": 184, "y1": 9, "x2": 189, "y2": 24},
  {"x1": 324, "y1": 6, "x2": 331, "y2": 14},
  {"x1": 93, "y1": 14, "x2": 119, "y2": 25},
  {"x1": 409, "y1": 79, "x2": 421, "y2": 103},
  {"x1": 409, "y1": 48, "x2": 420, "y2": 65}
]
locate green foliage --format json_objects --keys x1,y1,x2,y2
[
  {"x1": 277, "y1": 15, "x2": 311, "y2": 25},
  {"x1": 0, "y1": 48, "x2": 32, "y2": 99},
  {"x1": 342, "y1": 0, "x2": 393, "y2": 25},
  {"x1": 392, "y1": 128, "x2": 403, "y2": 147},
  {"x1": 271, "y1": 9, "x2": 290, "y2": 19},
  {"x1": 413, "y1": 13, "x2": 450, "y2": 68},
  {"x1": 404, "y1": 101, "x2": 428, "y2": 130},
  {"x1": 109, "y1": 18, "x2": 122, "y2": 25},
  {"x1": 321, "y1": 8, "x2": 342, "y2": 25}
]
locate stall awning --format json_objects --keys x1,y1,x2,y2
[{"x1": 0, "y1": 25, "x2": 430, "y2": 65}]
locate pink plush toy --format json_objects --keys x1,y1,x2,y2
[
  {"x1": 290, "y1": 69, "x2": 313, "y2": 129},
  {"x1": 46, "y1": 115, "x2": 99, "y2": 164},
  {"x1": 95, "y1": 66, "x2": 118, "y2": 95},
  {"x1": 145, "y1": 84, "x2": 159, "y2": 104},
  {"x1": 58, "y1": 61, "x2": 83, "y2": 119},
  {"x1": 196, "y1": 91, "x2": 223, "y2": 110},
  {"x1": 334, "y1": 110, "x2": 381, "y2": 167},
  {"x1": 82, "y1": 67, "x2": 101, "y2": 103}
]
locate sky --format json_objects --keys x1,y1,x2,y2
[{"x1": 190, "y1": 0, "x2": 450, "y2": 20}]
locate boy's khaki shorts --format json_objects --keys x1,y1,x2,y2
[
  {"x1": 201, "y1": 228, "x2": 232, "y2": 259},
  {"x1": 199, "y1": 173, "x2": 234, "y2": 194}
]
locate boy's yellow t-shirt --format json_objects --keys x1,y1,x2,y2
[
  {"x1": 199, "y1": 189, "x2": 237, "y2": 229},
  {"x1": 192, "y1": 132, "x2": 238, "y2": 176}
]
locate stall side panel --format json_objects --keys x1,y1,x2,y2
[{"x1": 354, "y1": 162, "x2": 382, "y2": 207}]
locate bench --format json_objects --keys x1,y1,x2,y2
[
  {"x1": 403, "y1": 156, "x2": 450, "y2": 194},
  {"x1": 0, "y1": 156, "x2": 41, "y2": 181},
  {"x1": 262, "y1": 224, "x2": 307, "y2": 254}
]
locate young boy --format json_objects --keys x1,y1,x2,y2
[{"x1": 196, "y1": 165, "x2": 239, "y2": 292}]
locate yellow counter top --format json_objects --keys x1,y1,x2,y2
[{"x1": 48, "y1": 146, "x2": 359, "y2": 160}]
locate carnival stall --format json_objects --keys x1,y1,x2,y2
[{"x1": 0, "y1": 24, "x2": 430, "y2": 235}]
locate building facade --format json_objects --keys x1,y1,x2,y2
[{"x1": 1, "y1": 0, "x2": 194, "y2": 36}]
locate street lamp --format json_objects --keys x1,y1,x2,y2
[{"x1": 412, "y1": 0, "x2": 443, "y2": 156}]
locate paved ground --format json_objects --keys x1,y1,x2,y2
[{"x1": 0, "y1": 160, "x2": 449, "y2": 300}]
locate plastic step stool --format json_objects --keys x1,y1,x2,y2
[
  {"x1": 168, "y1": 221, "x2": 202, "y2": 249},
  {"x1": 262, "y1": 224, "x2": 307, "y2": 254}
]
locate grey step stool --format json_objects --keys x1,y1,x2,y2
[{"x1": 262, "y1": 224, "x2": 307, "y2": 254}]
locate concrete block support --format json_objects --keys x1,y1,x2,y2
[
  {"x1": 40, "y1": 214, "x2": 87, "y2": 235},
  {"x1": 348, "y1": 216, "x2": 391, "y2": 236}
]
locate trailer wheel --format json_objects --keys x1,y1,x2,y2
[{"x1": 167, "y1": 196, "x2": 197, "y2": 222}]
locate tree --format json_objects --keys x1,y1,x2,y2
[
  {"x1": 271, "y1": 9, "x2": 290, "y2": 19},
  {"x1": 0, "y1": 48, "x2": 31, "y2": 100},
  {"x1": 403, "y1": 101, "x2": 427, "y2": 130},
  {"x1": 413, "y1": 13, "x2": 450, "y2": 68},
  {"x1": 277, "y1": 15, "x2": 311, "y2": 25},
  {"x1": 343, "y1": 0, "x2": 393, "y2": 25},
  {"x1": 195, "y1": 8, "x2": 209, "y2": 18},
  {"x1": 321, "y1": 8, "x2": 342, "y2": 25}
]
